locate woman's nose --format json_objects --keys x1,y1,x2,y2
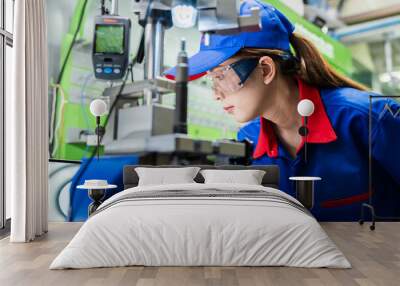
[{"x1": 213, "y1": 89, "x2": 224, "y2": 101}]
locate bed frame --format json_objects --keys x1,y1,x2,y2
[{"x1": 123, "y1": 165, "x2": 280, "y2": 190}]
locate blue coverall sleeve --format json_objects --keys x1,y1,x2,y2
[{"x1": 371, "y1": 99, "x2": 400, "y2": 185}]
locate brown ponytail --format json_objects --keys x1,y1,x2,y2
[
  {"x1": 289, "y1": 33, "x2": 367, "y2": 90},
  {"x1": 237, "y1": 32, "x2": 368, "y2": 91}
]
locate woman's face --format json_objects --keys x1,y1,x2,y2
[{"x1": 209, "y1": 57, "x2": 276, "y2": 123}]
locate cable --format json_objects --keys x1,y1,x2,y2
[
  {"x1": 138, "y1": 0, "x2": 153, "y2": 27},
  {"x1": 49, "y1": 163, "x2": 82, "y2": 220},
  {"x1": 100, "y1": 0, "x2": 109, "y2": 15},
  {"x1": 130, "y1": 66, "x2": 135, "y2": 82},
  {"x1": 50, "y1": 84, "x2": 68, "y2": 158},
  {"x1": 80, "y1": 73, "x2": 95, "y2": 158},
  {"x1": 56, "y1": 179, "x2": 74, "y2": 220},
  {"x1": 49, "y1": 86, "x2": 58, "y2": 155},
  {"x1": 49, "y1": 0, "x2": 89, "y2": 157}
]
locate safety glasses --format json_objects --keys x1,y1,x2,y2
[{"x1": 207, "y1": 58, "x2": 259, "y2": 95}]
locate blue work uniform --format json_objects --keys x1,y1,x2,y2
[{"x1": 237, "y1": 79, "x2": 400, "y2": 221}]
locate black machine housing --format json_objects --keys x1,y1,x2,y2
[{"x1": 92, "y1": 15, "x2": 131, "y2": 80}]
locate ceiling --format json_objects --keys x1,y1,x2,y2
[{"x1": 327, "y1": 0, "x2": 400, "y2": 24}]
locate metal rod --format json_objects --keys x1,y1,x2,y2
[
  {"x1": 96, "y1": 116, "x2": 100, "y2": 160},
  {"x1": 369, "y1": 95, "x2": 400, "y2": 98},
  {"x1": 360, "y1": 94, "x2": 400, "y2": 229},
  {"x1": 111, "y1": 0, "x2": 118, "y2": 15},
  {"x1": 154, "y1": 20, "x2": 165, "y2": 78},
  {"x1": 369, "y1": 95, "x2": 372, "y2": 206},
  {"x1": 144, "y1": 20, "x2": 155, "y2": 104},
  {"x1": 152, "y1": 19, "x2": 165, "y2": 103},
  {"x1": 144, "y1": 21, "x2": 155, "y2": 80},
  {"x1": 0, "y1": 29, "x2": 13, "y2": 41},
  {"x1": 384, "y1": 37, "x2": 393, "y2": 75},
  {"x1": 302, "y1": 116, "x2": 308, "y2": 164},
  {"x1": 174, "y1": 38, "x2": 188, "y2": 134}
]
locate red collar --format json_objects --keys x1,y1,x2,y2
[{"x1": 253, "y1": 79, "x2": 337, "y2": 159}]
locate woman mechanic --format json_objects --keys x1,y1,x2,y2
[{"x1": 165, "y1": 0, "x2": 400, "y2": 221}]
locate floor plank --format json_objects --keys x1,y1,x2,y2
[{"x1": 0, "y1": 222, "x2": 399, "y2": 286}]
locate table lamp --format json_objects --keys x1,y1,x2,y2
[
  {"x1": 290, "y1": 99, "x2": 320, "y2": 210},
  {"x1": 89, "y1": 99, "x2": 107, "y2": 160},
  {"x1": 297, "y1": 99, "x2": 315, "y2": 164}
]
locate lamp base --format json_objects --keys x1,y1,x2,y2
[{"x1": 88, "y1": 188, "x2": 106, "y2": 216}]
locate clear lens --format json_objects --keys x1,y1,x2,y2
[{"x1": 207, "y1": 66, "x2": 243, "y2": 95}]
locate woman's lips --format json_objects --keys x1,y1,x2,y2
[{"x1": 223, "y1": 105, "x2": 234, "y2": 113}]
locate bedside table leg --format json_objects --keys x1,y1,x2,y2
[
  {"x1": 88, "y1": 189, "x2": 106, "y2": 216},
  {"x1": 296, "y1": 181, "x2": 314, "y2": 210}
]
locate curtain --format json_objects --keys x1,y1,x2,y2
[{"x1": 7, "y1": 0, "x2": 49, "y2": 242}]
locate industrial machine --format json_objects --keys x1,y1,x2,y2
[
  {"x1": 91, "y1": 0, "x2": 262, "y2": 165},
  {"x1": 51, "y1": 0, "x2": 356, "y2": 162}
]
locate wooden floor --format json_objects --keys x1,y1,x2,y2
[{"x1": 0, "y1": 222, "x2": 399, "y2": 286}]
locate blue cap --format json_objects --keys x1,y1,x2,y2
[{"x1": 164, "y1": 0, "x2": 295, "y2": 80}]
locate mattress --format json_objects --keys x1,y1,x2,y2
[{"x1": 50, "y1": 183, "x2": 351, "y2": 269}]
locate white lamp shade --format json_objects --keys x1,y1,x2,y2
[
  {"x1": 171, "y1": 1, "x2": 197, "y2": 28},
  {"x1": 297, "y1": 99, "x2": 315, "y2": 117},
  {"x1": 90, "y1": 99, "x2": 107, "y2": 117}
]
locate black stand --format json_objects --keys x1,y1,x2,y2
[
  {"x1": 289, "y1": 177, "x2": 321, "y2": 210},
  {"x1": 95, "y1": 116, "x2": 105, "y2": 160},
  {"x1": 88, "y1": 188, "x2": 106, "y2": 216},
  {"x1": 295, "y1": 180, "x2": 314, "y2": 210},
  {"x1": 359, "y1": 203, "x2": 375, "y2": 230},
  {"x1": 359, "y1": 95, "x2": 400, "y2": 230},
  {"x1": 298, "y1": 116, "x2": 309, "y2": 164}
]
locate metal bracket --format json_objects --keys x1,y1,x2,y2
[
  {"x1": 359, "y1": 95, "x2": 400, "y2": 230},
  {"x1": 102, "y1": 77, "x2": 175, "y2": 98}
]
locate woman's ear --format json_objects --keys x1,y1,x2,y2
[{"x1": 259, "y1": 56, "x2": 276, "y2": 85}]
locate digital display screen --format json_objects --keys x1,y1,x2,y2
[{"x1": 95, "y1": 25, "x2": 124, "y2": 54}]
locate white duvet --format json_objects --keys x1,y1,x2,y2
[{"x1": 50, "y1": 183, "x2": 350, "y2": 269}]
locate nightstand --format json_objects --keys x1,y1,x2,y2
[
  {"x1": 77, "y1": 180, "x2": 117, "y2": 216},
  {"x1": 289, "y1": 176, "x2": 321, "y2": 209}
]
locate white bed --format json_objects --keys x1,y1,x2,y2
[{"x1": 50, "y1": 183, "x2": 350, "y2": 269}]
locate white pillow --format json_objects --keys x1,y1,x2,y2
[
  {"x1": 200, "y1": 169, "x2": 266, "y2": 185},
  {"x1": 135, "y1": 167, "x2": 201, "y2": 186}
]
